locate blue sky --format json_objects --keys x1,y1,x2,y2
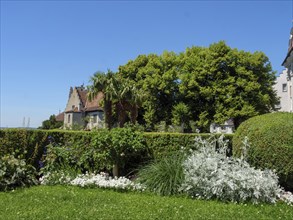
[{"x1": 1, "y1": 0, "x2": 292, "y2": 128}]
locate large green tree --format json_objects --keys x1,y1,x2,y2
[
  {"x1": 112, "y1": 41, "x2": 279, "y2": 131},
  {"x1": 178, "y1": 41, "x2": 278, "y2": 130},
  {"x1": 171, "y1": 102, "x2": 191, "y2": 132},
  {"x1": 118, "y1": 51, "x2": 179, "y2": 130}
]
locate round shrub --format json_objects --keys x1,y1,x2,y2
[{"x1": 232, "y1": 112, "x2": 293, "y2": 191}]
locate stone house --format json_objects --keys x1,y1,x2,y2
[
  {"x1": 210, "y1": 118, "x2": 235, "y2": 134},
  {"x1": 63, "y1": 85, "x2": 104, "y2": 130},
  {"x1": 276, "y1": 27, "x2": 293, "y2": 112}
]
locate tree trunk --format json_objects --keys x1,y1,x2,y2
[
  {"x1": 104, "y1": 100, "x2": 113, "y2": 129},
  {"x1": 130, "y1": 105, "x2": 138, "y2": 124},
  {"x1": 113, "y1": 163, "x2": 119, "y2": 177},
  {"x1": 181, "y1": 122, "x2": 184, "y2": 133},
  {"x1": 116, "y1": 102, "x2": 127, "y2": 128}
]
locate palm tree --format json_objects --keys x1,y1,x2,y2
[
  {"x1": 88, "y1": 70, "x2": 117, "y2": 129},
  {"x1": 115, "y1": 78, "x2": 145, "y2": 127},
  {"x1": 124, "y1": 81, "x2": 145, "y2": 124},
  {"x1": 88, "y1": 71, "x2": 144, "y2": 129}
]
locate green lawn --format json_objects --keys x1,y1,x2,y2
[{"x1": 0, "y1": 186, "x2": 292, "y2": 220}]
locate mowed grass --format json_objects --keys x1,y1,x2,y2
[{"x1": 0, "y1": 186, "x2": 292, "y2": 220}]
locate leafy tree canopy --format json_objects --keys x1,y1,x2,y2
[{"x1": 91, "y1": 41, "x2": 279, "y2": 132}]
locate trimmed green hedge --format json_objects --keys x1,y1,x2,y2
[
  {"x1": 0, "y1": 129, "x2": 233, "y2": 175},
  {"x1": 144, "y1": 132, "x2": 233, "y2": 159},
  {"x1": 0, "y1": 129, "x2": 91, "y2": 169},
  {"x1": 232, "y1": 112, "x2": 293, "y2": 191}
]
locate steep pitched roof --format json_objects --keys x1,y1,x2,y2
[
  {"x1": 76, "y1": 87, "x2": 88, "y2": 110},
  {"x1": 64, "y1": 85, "x2": 104, "y2": 113},
  {"x1": 55, "y1": 112, "x2": 64, "y2": 122},
  {"x1": 282, "y1": 27, "x2": 293, "y2": 66},
  {"x1": 85, "y1": 92, "x2": 104, "y2": 112}
]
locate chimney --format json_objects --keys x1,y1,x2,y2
[{"x1": 69, "y1": 87, "x2": 73, "y2": 99}]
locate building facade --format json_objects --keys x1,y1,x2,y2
[
  {"x1": 63, "y1": 85, "x2": 104, "y2": 129},
  {"x1": 278, "y1": 27, "x2": 293, "y2": 112},
  {"x1": 274, "y1": 69, "x2": 292, "y2": 111}
]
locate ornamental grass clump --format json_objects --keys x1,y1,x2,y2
[
  {"x1": 180, "y1": 135, "x2": 281, "y2": 204},
  {"x1": 137, "y1": 151, "x2": 186, "y2": 196}
]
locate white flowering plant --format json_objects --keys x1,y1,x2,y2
[
  {"x1": 39, "y1": 170, "x2": 74, "y2": 186},
  {"x1": 40, "y1": 171, "x2": 144, "y2": 191},
  {"x1": 180, "y1": 135, "x2": 282, "y2": 204},
  {"x1": 70, "y1": 172, "x2": 144, "y2": 191}
]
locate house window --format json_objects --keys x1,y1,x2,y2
[
  {"x1": 72, "y1": 105, "x2": 75, "y2": 110},
  {"x1": 282, "y1": 83, "x2": 288, "y2": 92},
  {"x1": 92, "y1": 114, "x2": 97, "y2": 123},
  {"x1": 68, "y1": 114, "x2": 71, "y2": 123}
]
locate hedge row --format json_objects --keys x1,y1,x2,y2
[{"x1": 0, "y1": 129, "x2": 233, "y2": 175}]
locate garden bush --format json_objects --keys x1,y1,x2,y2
[
  {"x1": 232, "y1": 112, "x2": 293, "y2": 191},
  {"x1": 1, "y1": 129, "x2": 233, "y2": 172},
  {"x1": 137, "y1": 151, "x2": 186, "y2": 196},
  {"x1": 38, "y1": 128, "x2": 146, "y2": 177},
  {"x1": 0, "y1": 154, "x2": 38, "y2": 191},
  {"x1": 137, "y1": 135, "x2": 283, "y2": 204},
  {"x1": 0, "y1": 129, "x2": 49, "y2": 168},
  {"x1": 181, "y1": 135, "x2": 281, "y2": 204}
]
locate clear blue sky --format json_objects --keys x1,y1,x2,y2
[{"x1": 1, "y1": 0, "x2": 292, "y2": 128}]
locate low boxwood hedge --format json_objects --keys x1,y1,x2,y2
[{"x1": 232, "y1": 112, "x2": 293, "y2": 191}]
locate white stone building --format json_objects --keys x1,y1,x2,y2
[
  {"x1": 274, "y1": 69, "x2": 292, "y2": 112},
  {"x1": 276, "y1": 27, "x2": 293, "y2": 112}
]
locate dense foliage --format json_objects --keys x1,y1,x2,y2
[
  {"x1": 0, "y1": 154, "x2": 37, "y2": 191},
  {"x1": 138, "y1": 135, "x2": 284, "y2": 204},
  {"x1": 118, "y1": 41, "x2": 278, "y2": 131},
  {"x1": 0, "y1": 129, "x2": 233, "y2": 175},
  {"x1": 38, "y1": 128, "x2": 146, "y2": 177},
  {"x1": 233, "y1": 112, "x2": 293, "y2": 191},
  {"x1": 1, "y1": 129, "x2": 293, "y2": 206},
  {"x1": 0, "y1": 129, "x2": 50, "y2": 169}
]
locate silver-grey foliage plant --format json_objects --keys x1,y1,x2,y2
[{"x1": 180, "y1": 135, "x2": 281, "y2": 204}]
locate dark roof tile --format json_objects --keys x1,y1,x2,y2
[{"x1": 85, "y1": 92, "x2": 104, "y2": 112}]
